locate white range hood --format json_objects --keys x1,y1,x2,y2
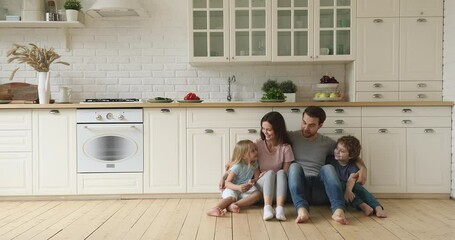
[{"x1": 86, "y1": 0, "x2": 148, "y2": 18}]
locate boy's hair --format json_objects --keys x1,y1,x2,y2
[
  {"x1": 260, "y1": 111, "x2": 291, "y2": 144},
  {"x1": 303, "y1": 106, "x2": 326, "y2": 124},
  {"x1": 229, "y1": 139, "x2": 255, "y2": 168},
  {"x1": 336, "y1": 135, "x2": 361, "y2": 161}
]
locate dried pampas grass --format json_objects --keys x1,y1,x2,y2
[{"x1": 6, "y1": 43, "x2": 70, "y2": 80}]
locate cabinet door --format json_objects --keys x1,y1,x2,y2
[
  {"x1": 144, "y1": 108, "x2": 186, "y2": 193},
  {"x1": 356, "y1": 18, "x2": 399, "y2": 81},
  {"x1": 0, "y1": 153, "x2": 32, "y2": 195},
  {"x1": 314, "y1": 0, "x2": 355, "y2": 60},
  {"x1": 189, "y1": 0, "x2": 229, "y2": 62},
  {"x1": 356, "y1": 0, "x2": 399, "y2": 17},
  {"x1": 33, "y1": 109, "x2": 76, "y2": 195},
  {"x1": 230, "y1": 0, "x2": 271, "y2": 61},
  {"x1": 406, "y1": 128, "x2": 451, "y2": 193},
  {"x1": 400, "y1": 0, "x2": 443, "y2": 17},
  {"x1": 230, "y1": 128, "x2": 261, "y2": 154},
  {"x1": 362, "y1": 128, "x2": 406, "y2": 193},
  {"x1": 400, "y1": 17, "x2": 443, "y2": 81},
  {"x1": 319, "y1": 127, "x2": 361, "y2": 142},
  {"x1": 272, "y1": 0, "x2": 314, "y2": 61},
  {"x1": 187, "y1": 128, "x2": 229, "y2": 193}
]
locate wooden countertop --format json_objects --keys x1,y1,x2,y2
[{"x1": 0, "y1": 101, "x2": 453, "y2": 109}]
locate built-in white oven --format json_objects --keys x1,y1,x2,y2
[{"x1": 77, "y1": 108, "x2": 143, "y2": 173}]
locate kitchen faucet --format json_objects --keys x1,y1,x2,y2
[{"x1": 227, "y1": 75, "x2": 236, "y2": 102}]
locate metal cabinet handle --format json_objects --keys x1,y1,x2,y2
[
  {"x1": 378, "y1": 129, "x2": 388, "y2": 133},
  {"x1": 49, "y1": 110, "x2": 60, "y2": 114},
  {"x1": 417, "y1": 83, "x2": 427, "y2": 88},
  {"x1": 334, "y1": 120, "x2": 344, "y2": 124},
  {"x1": 424, "y1": 129, "x2": 434, "y2": 133},
  {"x1": 248, "y1": 129, "x2": 257, "y2": 134},
  {"x1": 205, "y1": 129, "x2": 214, "y2": 133},
  {"x1": 402, "y1": 108, "x2": 412, "y2": 113},
  {"x1": 373, "y1": 19, "x2": 383, "y2": 23},
  {"x1": 372, "y1": 94, "x2": 382, "y2": 98},
  {"x1": 417, "y1": 94, "x2": 426, "y2": 98},
  {"x1": 334, "y1": 129, "x2": 344, "y2": 134},
  {"x1": 417, "y1": 18, "x2": 427, "y2": 23},
  {"x1": 373, "y1": 83, "x2": 382, "y2": 88},
  {"x1": 334, "y1": 108, "x2": 344, "y2": 113},
  {"x1": 290, "y1": 108, "x2": 300, "y2": 113},
  {"x1": 160, "y1": 109, "x2": 170, "y2": 113},
  {"x1": 225, "y1": 108, "x2": 235, "y2": 113},
  {"x1": 401, "y1": 120, "x2": 412, "y2": 124}
]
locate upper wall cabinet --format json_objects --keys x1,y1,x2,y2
[
  {"x1": 400, "y1": 0, "x2": 443, "y2": 17},
  {"x1": 272, "y1": 0, "x2": 355, "y2": 62},
  {"x1": 357, "y1": 0, "x2": 399, "y2": 17},
  {"x1": 189, "y1": 0, "x2": 272, "y2": 63}
]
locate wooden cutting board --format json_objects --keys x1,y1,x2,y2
[{"x1": 0, "y1": 82, "x2": 38, "y2": 101}]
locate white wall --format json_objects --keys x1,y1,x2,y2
[{"x1": 0, "y1": 0, "x2": 345, "y2": 102}]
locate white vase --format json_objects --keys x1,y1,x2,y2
[
  {"x1": 284, "y1": 93, "x2": 296, "y2": 102},
  {"x1": 66, "y1": 9, "x2": 78, "y2": 21},
  {"x1": 38, "y1": 71, "x2": 51, "y2": 104}
]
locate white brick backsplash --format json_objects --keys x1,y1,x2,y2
[
  {"x1": 119, "y1": 78, "x2": 142, "y2": 85},
  {"x1": 119, "y1": 64, "x2": 141, "y2": 71},
  {"x1": 153, "y1": 85, "x2": 175, "y2": 92}
]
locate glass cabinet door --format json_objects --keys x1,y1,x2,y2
[
  {"x1": 190, "y1": 0, "x2": 229, "y2": 62},
  {"x1": 316, "y1": 0, "x2": 353, "y2": 58},
  {"x1": 273, "y1": 0, "x2": 312, "y2": 61},
  {"x1": 231, "y1": 0, "x2": 271, "y2": 61}
]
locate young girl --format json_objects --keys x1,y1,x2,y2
[
  {"x1": 331, "y1": 135, "x2": 386, "y2": 218},
  {"x1": 207, "y1": 140, "x2": 262, "y2": 217}
]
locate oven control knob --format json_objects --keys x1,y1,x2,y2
[
  {"x1": 95, "y1": 114, "x2": 102, "y2": 120},
  {"x1": 118, "y1": 114, "x2": 125, "y2": 120},
  {"x1": 106, "y1": 113, "x2": 114, "y2": 120}
]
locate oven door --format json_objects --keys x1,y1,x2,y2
[{"x1": 77, "y1": 123, "x2": 143, "y2": 173}]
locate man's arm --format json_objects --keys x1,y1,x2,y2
[
  {"x1": 344, "y1": 173, "x2": 358, "y2": 202},
  {"x1": 355, "y1": 157, "x2": 367, "y2": 185}
]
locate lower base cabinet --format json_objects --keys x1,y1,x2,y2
[{"x1": 78, "y1": 173, "x2": 143, "y2": 194}]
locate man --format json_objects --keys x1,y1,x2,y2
[{"x1": 287, "y1": 106, "x2": 367, "y2": 224}]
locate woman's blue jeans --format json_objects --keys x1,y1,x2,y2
[{"x1": 288, "y1": 162, "x2": 345, "y2": 213}]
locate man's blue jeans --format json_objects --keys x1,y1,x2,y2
[{"x1": 288, "y1": 162, "x2": 345, "y2": 213}]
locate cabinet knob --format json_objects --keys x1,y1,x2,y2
[
  {"x1": 160, "y1": 109, "x2": 170, "y2": 113},
  {"x1": 417, "y1": 94, "x2": 426, "y2": 98},
  {"x1": 424, "y1": 129, "x2": 435, "y2": 133},
  {"x1": 402, "y1": 108, "x2": 412, "y2": 113},
  {"x1": 334, "y1": 129, "x2": 344, "y2": 134},
  {"x1": 291, "y1": 108, "x2": 301, "y2": 113},
  {"x1": 401, "y1": 120, "x2": 412, "y2": 124},
  {"x1": 417, "y1": 83, "x2": 427, "y2": 88},
  {"x1": 417, "y1": 18, "x2": 427, "y2": 23},
  {"x1": 334, "y1": 120, "x2": 344, "y2": 125},
  {"x1": 334, "y1": 108, "x2": 344, "y2": 113},
  {"x1": 49, "y1": 109, "x2": 60, "y2": 114},
  {"x1": 248, "y1": 129, "x2": 257, "y2": 134},
  {"x1": 378, "y1": 129, "x2": 388, "y2": 133},
  {"x1": 373, "y1": 19, "x2": 383, "y2": 23},
  {"x1": 373, "y1": 83, "x2": 382, "y2": 88},
  {"x1": 205, "y1": 129, "x2": 214, "y2": 133},
  {"x1": 372, "y1": 94, "x2": 382, "y2": 98},
  {"x1": 225, "y1": 108, "x2": 235, "y2": 113}
]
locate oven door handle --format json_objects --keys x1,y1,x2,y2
[{"x1": 83, "y1": 125, "x2": 139, "y2": 129}]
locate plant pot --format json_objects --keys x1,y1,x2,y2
[
  {"x1": 37, "y1": 71, "x2": 51, "y2": 104},
  {"x1": 65, "y1": 9, "x2": 78, "y2": 21},
  {"x1": 284, "y1": 93, "x2": 296, "y2": 102}
]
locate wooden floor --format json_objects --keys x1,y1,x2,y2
[{"x1": 0, "y1": 198, "x2": 454, "y2": 239}]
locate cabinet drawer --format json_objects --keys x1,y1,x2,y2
[
  {"x1": 356, "y1": 92, "x2": 399, "y2": 102},
  {"x1": 323, "y1": 117, "x2": 361, "y2": 128},
  {"x1": 399, "y1": 81, "x2": 442, "y2": 91},
  {"x1": 319, "y1": 128, "x2": 362, "y2": 141},
  {"x1": 187, "y1": 108, "x2": 271, "y2": 128},
  {"x1": 0, "y1": 131, "x2": 32, "y2": 152},
  {"x1": 362, "y1": 117, "x2": 451, "y2": 128},
  {"x1": 0, "y1": 110, "x2": 32, "y2": 130},
  {"x1": 399, "y1": 92, "x2": 442, "y2": 101},
  {"x1": 357, "y1": 0, "x2": 399, "y2": 17},
  {"x1": 362, "y1": 107, "x2": 450, "y2": 117},
  {"x1": 400, "y1": 0, "x2": 443, "y2": 17},
  {"x1": 273, "y1": 107, "x2": 360, "y2": 117},
  {"x1": 77, "y1": 173, "x2": 143, "y2": 194},
  {"x1": 356, "y1": 82, "x2": 399, "y2": 92}
]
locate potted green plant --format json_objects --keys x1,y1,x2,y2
[
  {"x1": 279, "y1": 80, "x2": 297, "y2": 102},
  {"x1": 261, "y1": 87, "x2": 286, "y2": 102},
  {"x1": 64, "y1": 0, "x2": 82, "y2": 21},
  {"x1": 261, "y1": 79, "x2": 279, "y2": 93}
]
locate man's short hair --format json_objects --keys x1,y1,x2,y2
[{"x1": 303, "y1": 106, "x2": 326, "y2": 124}]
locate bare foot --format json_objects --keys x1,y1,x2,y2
[
  {"x1": 227, "y1": 203, "x2": 240, "y2": 213},
  {"x1": 332, "y1": 208, "x2": 348, "y2": 225},
  {"x1": 375, "y1": 206, "x2": 387, "y2": 218},
  {"x1": 295, "y1": 207, "x2": 310, "y2": 223},
  {"x1": 358, "y1": 203, "x2": 374, "y2": 216},
  {"x1": 206, "y1": 207, "x2": 225, "y2": 217}
]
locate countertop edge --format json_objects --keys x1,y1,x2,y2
[{"x1": 0, "y1": 101, "x2": 453, "y2": 109}]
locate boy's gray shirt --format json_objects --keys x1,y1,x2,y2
[{"x1": 288, "y1": 131, "x2": 336, "y2": 177}]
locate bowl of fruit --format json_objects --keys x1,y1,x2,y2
[
  {"x1": 317, "y1": 75, "x2": 339, "y2": 89},
  {"x1": 146, "y1": 97, "x2": 173, "y2": 103},
  {"x1": 178, "y1": 92, "x2": 203, "y2": 103}
]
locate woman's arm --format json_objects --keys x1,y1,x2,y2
[
  {"x1": 283, "y1": 162, "x2": 291, "y2": 173},
  {"x1": 219, "y1": 171, "x2": 229, "y2": 190}
]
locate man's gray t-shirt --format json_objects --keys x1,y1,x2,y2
[{"x1": 288, "y1": 131, "x2": 336, "y2": 177}]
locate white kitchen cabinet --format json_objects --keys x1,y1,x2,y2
[
  {"x1": 356, "y1": 0, "x2": 399, "y2": 17},
  {"x1": 399, "y1": 0, "x2": 443, "y2": 17},
  {"x1": 143, "y1": 108, "x2": 186, "y2": 193},
  {"x1": 0, "y1": 110, "x2": 33, "y2": 195},
  {"x1": 272, "y1": 0, "x2": 355, "y2": 61},
  {"x1": 189, "y1": 0, "x2": 272, "y2": 63},
  {"x1": 78, "y1": 173, "x2": 143, "y2": 194},
  {"x1": 362, "y1": 107, "x2": 451, "y2": 194},
  {"x1": 33, "y1": 109, "x2": 77, "y2": 195},
  {"x1": 186, "y1": 107, "x2": 270, "y2": 193}
]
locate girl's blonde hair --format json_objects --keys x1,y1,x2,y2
[{"x1": 228, "y1": 139, "x2": 255, "y2": 168}]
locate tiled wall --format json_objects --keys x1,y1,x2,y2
[{"x1": 0, "y1": 0, "x2": 345, "y2": 102}]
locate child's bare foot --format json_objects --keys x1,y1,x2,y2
[
  {"x1": 227, "y1": 203, "x2": 240, "y2": 213},
  {"x1": 375, "y1": 206, "x2": 387, "y2": 218},
  {"x1": 295, "y1": 207, "x2": 309, "y2": 223},
  {"x1": 358, "y1": 203, "x2": 374, "y2": 216},
  {"x1": 206, "y1": 207, "x2": 225, "y2": 217},
  {"x1": 332, "y1": 208, "x2": 348, "y2": 225}
]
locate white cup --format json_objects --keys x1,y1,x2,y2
[
  {"x1": 58, "y1": 87, "x2": 71, "y2": 103},
  {"x1": 320, "y1": 48, "x2": 330, "y2": 55}
]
